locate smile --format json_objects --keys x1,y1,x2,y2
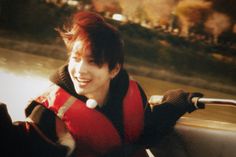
[{"x1": 76, "y1": 78, "x2": 91, "y2": 87}]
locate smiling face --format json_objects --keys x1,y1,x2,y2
[{"x1": 68, "y1": 41, "x2": 120, "y2": 104}]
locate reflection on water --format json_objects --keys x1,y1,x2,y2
[
  {"x1": 0, "y1": 47, "x2": 63, "y2": 121},
  {"x1": 0, "y1": 71, "x2": 50, "y2": 121}
]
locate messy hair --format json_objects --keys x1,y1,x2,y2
[{"x1": 57, "y1": 11, "x2": 124, "y2": 70}]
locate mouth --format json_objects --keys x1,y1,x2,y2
[{"x1": 75, "y1": 78, "x2": 91, "y2": 87}]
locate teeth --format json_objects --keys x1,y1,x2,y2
[
  {"x1": 78, "y1": 79, "x2": 89, "y2": 83},
  {"x1": 76, "y1": 78, "x2": 90, "y2": 84},
  {"x1": 79, "y1": 82, "x2": 87, "y2": 86}
]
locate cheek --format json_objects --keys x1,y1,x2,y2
[
  {"x1": 92, "y1": 69, "x2": 110, "y2": 81},
  {"x1": 68, "y1": 62, "x2": 76, "y2": 77}
]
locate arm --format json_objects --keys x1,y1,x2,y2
[
  {"x1": 0, "y1": 101, "x2": 71, "y2": 157},
  {"x1": 137, "y1": 88, "x2": 204, "y2": 147}
]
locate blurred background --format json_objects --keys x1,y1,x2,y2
[{"x1": 0, "y1": 0, "x2": 235, "y2": 121}]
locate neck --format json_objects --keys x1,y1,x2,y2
[{"x1": 86, "y1": 82, "x2": 110, "y2": 107}]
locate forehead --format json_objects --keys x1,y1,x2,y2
[{"x1": 71, "y1": 40, "x2": 92, "y2": 57}]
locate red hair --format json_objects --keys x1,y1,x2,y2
[{"x1": 58, "y1": 11, "x2": 124, "y2": 70}]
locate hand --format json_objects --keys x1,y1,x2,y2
[
  {"x1": 0, "y1": 102, "x2": 13, "y2": 129},
  {"x1": 162, "y1": 89, "x2": 205, "y2": 113}
]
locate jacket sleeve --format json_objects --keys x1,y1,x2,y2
[{"x1": 136, "y1": 85, "x2": 187, "y2": 147}]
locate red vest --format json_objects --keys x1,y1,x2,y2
[{"x1": 35, "y1": 80, "x2": 144, "y2": 156}]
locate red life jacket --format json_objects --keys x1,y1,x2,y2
[{"x1": 35, "y1": 80, "x2": 144, "y2": 156}]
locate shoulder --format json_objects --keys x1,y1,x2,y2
[
  {"x1": 110, "y1": 69, "x2": 148, "y2": 108},
  {"x1": 130, "y1": 80, "x2": 148, "y2": 108}
]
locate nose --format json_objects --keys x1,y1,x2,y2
[{"x1": 75, "y1": 60, "x2": 88, "y2": 74}]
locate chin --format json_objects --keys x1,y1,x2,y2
[{"x1": 75, "y1": 88, "x2": 85, "y2": 95}]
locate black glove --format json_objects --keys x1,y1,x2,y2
[
  {"x1": 0, "y1": 102, "x2": 13, "y2": 131},
  {"x1": 0, "y1": 102, "x2": 15, "y2": 157},
  {"x1": 162, "y1": 89, "x2": 205, "y2": 113}
]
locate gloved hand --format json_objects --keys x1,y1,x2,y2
[
  {"x1": 0, "y1": 102, "x2": 13, "y2": 130},
  {"x1": 161, "y1": 89, "x2": 205, "y2": 113},
  {"x1": 0, "y1": 102, "x2": 15, "y2": 156}
]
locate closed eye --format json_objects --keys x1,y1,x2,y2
[
  {"x1": 88, "y1": 59, "x2": 95, "y2": 64},
  {"x1": 71, "y1": 56, "x2": 81, "y2": 62}
]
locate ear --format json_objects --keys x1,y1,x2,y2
[{"x1": 110, "y1": 64, "x2": 121, "y2": 79}]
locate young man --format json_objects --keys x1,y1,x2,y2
[{"x1": 0, "y1": 11, "x2": 204, "y2": 157}]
